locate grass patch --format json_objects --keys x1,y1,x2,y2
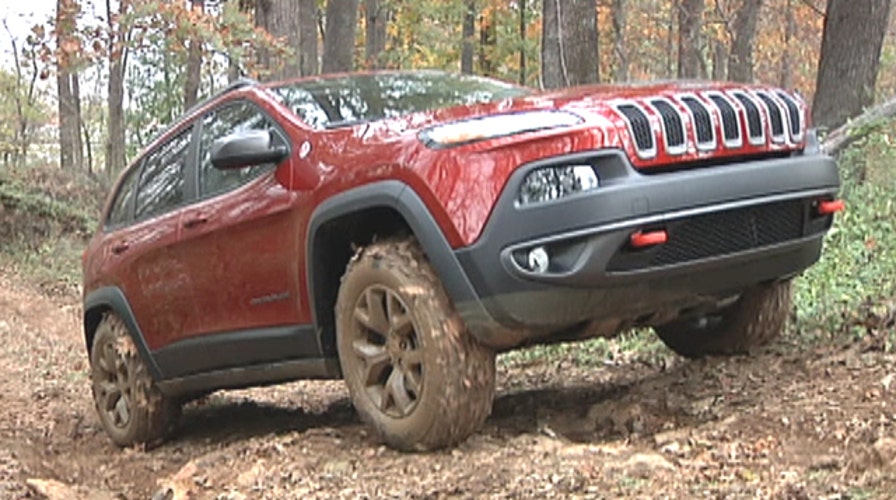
[
  {"x1": 792, "y1": 136, "x2": 896, "y2": 345},
  {"x1": 0, "y1": 164, "x2": 103, "y2": 291},
  {"x1": 499, "y1": 328, "x2": 670, "y2": 369}
]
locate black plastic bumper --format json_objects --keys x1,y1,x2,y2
[{"x1": 454, "y1": 150, "x2": 840, "y2": 349}]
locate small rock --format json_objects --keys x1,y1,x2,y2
[
  {"x1": 653, "y1": 428, "x2": 689, "y2": 447},
  {"x1": 26, "y1": 478, "x2": 118, "y2": 500},
  {"x1": 605, "y1": 452, "x2": 676, "y2": 478},
  {"x1": 873, "y1": 438, "x2": 896, "y2": 466},
  {"x1": 321, "y1": 459, "x2": 354, "y2": 476},
  {"x1": 809, "y1": 455, "x2": 841, "y2": 471},
  {"x1": 882, "y1": 373, "x2": 894, "y2": 392},
  {"x1": 686, "y1": 397, "x2": 717, "y2": 417}
]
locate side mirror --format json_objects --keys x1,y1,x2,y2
[{"x1": 210, "y1": 130, "x2": 288, "y2": 170}]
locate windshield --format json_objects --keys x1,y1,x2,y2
[{"x1": 268, "y1": 71, "x2": 530, "y2": 129}]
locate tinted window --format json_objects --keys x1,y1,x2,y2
[
  {"x1": 269, "y1": 71, "x2": 529, "y2": 129},
  {"x1": 135, "y1": 128, "x2": 192, "y2": 220},
  {"x1": 106, "y1": 163, "x2": 141, "y2": 227},
  {"x1": 198, "y1": 102, "x2": 281, "y2": 197}
]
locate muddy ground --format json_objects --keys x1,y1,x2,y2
[{"x1": 0, "y1": 268, "x2": 894, "y2": 499}]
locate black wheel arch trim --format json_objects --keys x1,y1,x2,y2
[
  {"x1": 83, "y1": 286, "x2": 164, "y2": 380},
  {"x1": 306, "y1": 180, "x2": 498, "y2": 345}
]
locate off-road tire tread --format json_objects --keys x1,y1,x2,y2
[
  {"x1": 91, "y1": 313, "x2": 180, "y2": 447},
  {"x1": 655, "y1": 281, "x2": 792, "y2": 358},
  {"x1": 336, "y1": 238, "x2": 496, "y2": 451}
]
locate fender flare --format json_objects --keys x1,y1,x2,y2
[
  {"x1": 305, "y1": 180, "x2": 492, "y2": 342},
  {"x1": 83, "y1": 286, "x2": 164, "y2": 380}
]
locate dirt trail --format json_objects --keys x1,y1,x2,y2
[{"x1": 0, "y1": 268, "x2": 895, "y2": 499}]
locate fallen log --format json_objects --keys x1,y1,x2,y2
[{"x1": 822, "y1": 96, "x2": 896, "y2": 156}]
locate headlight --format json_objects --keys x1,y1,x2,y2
[
  {"x1": 518, "y1": 165, "x2": 599, "y2": 205},
  {"x1": 419, "y1": 110, "x2": 583, "y2": 148}
]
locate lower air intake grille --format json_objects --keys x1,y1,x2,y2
[
  {"x1": 607, "y1": 199, "x2": 807, "y2": 272},
  {"x1": 617, "y1": 104, "x2": 655, "y2": 154}
]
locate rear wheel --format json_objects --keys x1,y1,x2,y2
[
  {"x1": 90, "y1": 313, "x2": 180, "y2": 447},
  {"x1": 654, "y1": 281, "x2": 792, "y2": 358},
  {"x1": 335, "y1": 238, "x2": 496, "y2": 451}
]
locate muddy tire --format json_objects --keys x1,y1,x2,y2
[
  {"x1": 89, "y1": 313, "x2": 180, "y2": 447},
  {"x1": 335, "y1": 238, "x2": 496, "y2": 451},
  {"x1": 654, "y1": 281, "x2": 792, "y2": 358}
]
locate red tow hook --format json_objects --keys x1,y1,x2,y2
[
  {"x1": 630, "y1": 229, "x2": 668, "y2": 249},
  {"x1": 816, "y1": 199, "x2": 845, "y2": 216}
]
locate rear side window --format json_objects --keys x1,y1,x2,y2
[
  {"x1": 198, "y1": 102, "x2": 282, "y2": 198},
  {"x1": 135, "y1": 128, "x2": 193, "y2": 220},
  {"x1": 106, "y1": 163, "x2": 141, "y2": 227}
]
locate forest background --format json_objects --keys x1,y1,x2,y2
[{"x1": 0, "y1": 0, "x2": 894, "y2": 346}]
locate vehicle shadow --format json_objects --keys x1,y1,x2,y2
[
  {"x1": 172, "y1": 395, "x2": 360, "y2": 447},
  {"x1": 165, "y1": 352, "x2": 776, "y2": 449}
]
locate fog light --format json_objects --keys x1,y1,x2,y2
[{"x1": 527, "y1": 246, "x2": 550, "y2": 274}]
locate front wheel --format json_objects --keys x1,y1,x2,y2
[
  {"x1": 335, "y1": 238, "x2": 496, "y2": 451},
  {"x1": 654, "y1": 280, "x2": 792, "y2": 358}
]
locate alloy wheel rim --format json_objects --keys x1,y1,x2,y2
[
  {"x1": 350, "y1": 285, "x2": 424, "y2": 418},
  {"x1": 93, "y1": 339, "x2": 133, "y2": 430}
]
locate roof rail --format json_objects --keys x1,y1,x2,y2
[
  {"x1": 182, "y1": 77, "x2": 259, "y2": 118},
  {"x1": 142, "y1": 78, "x2": 260, "y2": 150}
]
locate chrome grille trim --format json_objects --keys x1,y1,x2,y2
[
  {"x1": 731, "y1": 91, "x2": 766, "y2": 146},
  {"x1": 679, "y1": 94, "x2": 717, "y2": 151},
  {"x1": 615, "y1": 102, "x2": 657, "y2": 159},
  {"x1": 704, "y1": 91, "x2": 743, "y2": 149},
  {"x1": 755, "y1": 91, "x2": 787, "y2": 144},
  {"x1": 775, "y1": 91, "x2": 805, "y2": 143},
  {"x1": 649, "y1": 98, "x2": 688, "y2": 156}
]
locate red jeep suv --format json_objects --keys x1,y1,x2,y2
[{"x1": 82, "y1": 71, "x2": 841, "y2": 450}]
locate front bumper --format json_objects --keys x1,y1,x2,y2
[{"x1": 454, "y1": 150, "x2": 840, "y2": 349}]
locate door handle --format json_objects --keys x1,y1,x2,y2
[
  {"x1": 183, "y1": 215, "x2": 210, "y2": 229},
  {"x1": 111, "y1": 242, "x2": 130, "y2": 255}
]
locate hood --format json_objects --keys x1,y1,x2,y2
[{"x1": 414, "y1": 80, "x2": 809, "y2": 170}]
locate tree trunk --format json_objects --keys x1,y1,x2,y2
[
  {"x1": 106, "y1": 0, "x2": 128, "y2": 177},
  {"x1": 184, "y1": 0, "x2": 204, "y2": 109},
  {"x1": 541, "y1": 0, "x2": 599, "y2": 89},
  {"x1": 298, "y1": 0, "x2": 318, "y2": 76},
  {"x1": 611, "y1": 0, "x2": 629, "y2": 82},
  {"x1": 56, "y1": 0, "x2": 82, "y2": 170},
  {"x1": 321, "y1": 0, "x2": 360, "y2": 74},
  {"x1": 778, "y1": 0, "x2": 795, "y2": 88},
  {"x1": 255, "y1": 0, "x2": 302, "y2": 80},
  {"x1": 461, "y1": 0, "x2": 476, "y2": 74},
  {"x1": 712, "y1": 39, "x2": 727, "y2": 80},
  {"x1": 519, "y1": 0, "x2": 527, "y2": 84},
  {"x1": 479, "y1": 5, "x2": 497, "y2": 76},
  {"x1": 364, "y1": 0, "x2": 387, "y2": 69},
  {"x1": 813, "y1": 0, "x2": 893, "y2": 131},
  {"x1": 677, "y1": 0, "x2": 704, "y2": 79},
  {"x1": 727, "y1": 0, "x2": 763, "y2": 83}
]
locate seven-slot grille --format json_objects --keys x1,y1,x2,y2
[
  {"x1": 707, "y1": 93, "x2": 742, "y2": 147},
  {"x1": 614, "y1": 89, "x2": 805, "y2": 161},
  {"x1": 680, "y1": 96, "x2": 715, "y2": 149},
  {"x1": 616, "y1": 104, "x2": 656, "y2": 157},
  {"x1": 732, "y1": 92, "x2": 766, "y2": 144},
  {"x1": 650, "y1": 99, "x2": 687, "y2": 154}
]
